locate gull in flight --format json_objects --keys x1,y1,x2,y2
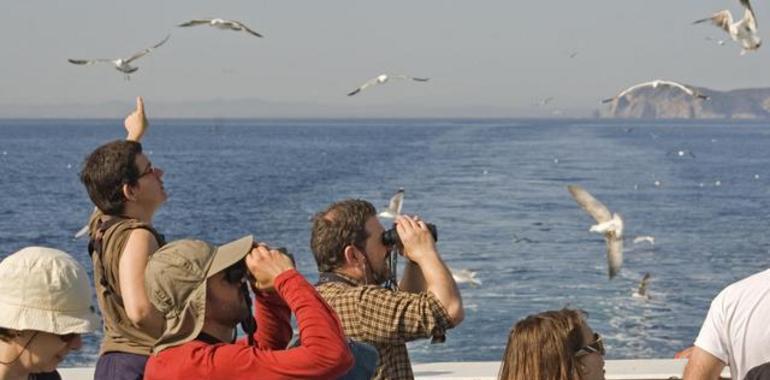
[
  {"x1": 667, "y1": 149, "x2": 696, "y2": 158},
  {"x1": 451, "y1": 268, "x2": 482, "y2": 287},
  {"x1": 347, "y1": 74, "x2": 429, "y2": 96},
  {"x1": 568, "y1": 185, "x2": 624, "y2": 279},
  {"x1": 632, "y1": 236, "x2": 655, "y2": 245},
  {"x1": 602, "y1": 80, "x2": 709, "y2": 104},
  {"x1": 178, "y1": 18, "x2": 263, "y2": 38},
  {"x1": 632, "y1": 273, "x2": 651, "y2": 300},
  {"x1": 694, "y1": 0, "x2": 761, "y2": 55},
  {"x1": 68, "y1": 35, "x2": 170, "y2": 80},
  {"x1": 378, "y1": 188, "x2": 404, "y2": 219}
]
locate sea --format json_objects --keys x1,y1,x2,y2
[{"x1": 1, "y1": 118, "x2": 770, "y2": 367}]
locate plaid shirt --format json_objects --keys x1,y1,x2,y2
[{"x1": 316, "y1": 273, "x2": 452, "y2": 380}]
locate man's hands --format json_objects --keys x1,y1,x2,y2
[
  {"x1": 395, "y1": 215, "x2": 438, "y2": 264},
  {"x1": 245, "y1": 243, "x2": 295, "y2": 291},
  {"x1": 125, "y1": 96, "x2": 148, "y2": 142}
]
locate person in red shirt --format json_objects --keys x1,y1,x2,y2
[{"x1": 143, "y1": 235, "x2": 353, "y2": 380}]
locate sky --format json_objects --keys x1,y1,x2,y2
[{"x1": 0, "y1": 0, "x2": 768, "y2": 117}]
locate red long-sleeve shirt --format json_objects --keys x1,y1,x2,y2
[{"x1": 145, "y1": 270, "x2": 354, "y2": 380}]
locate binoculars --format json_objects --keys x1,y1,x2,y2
[{"x1": 381, "y1": 223, "x2": 438, "y2": 247}]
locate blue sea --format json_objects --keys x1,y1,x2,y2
[{"x1": 2, "y1": 118, "x2": 770, "y2": 367}]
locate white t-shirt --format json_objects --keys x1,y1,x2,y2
[{"x1": 694, "y1": 268, "x2": 770, "y2": 380}]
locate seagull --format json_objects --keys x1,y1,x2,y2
[
  {"x1": 536, "y1": 97, "x2": 554, "y2": 106},
  {"x1": 347, "y1": 74, "x2": 429, "y2": 96},
  {"x1": 632, "y1": 236, "x2": 655, "y2": 245},
  {"x1": 694, "y1": 0, "x2": 761, "y2": 55},
  {"x1": 632, "y1": 273, "x2": 651, "y2": 299},
  {"x1": 569, "y1": 51, "x2": 579, "y2": 59},
  {"x1": 568, "y1": 185, "x2": 624, "y2": 279},
  {"x1": 667, "y1": 149, "x2": 696, "y2": 158},
  {"x1": 178, "y1": 18, "x2": 263, "y2": 38},
  {"x1": 378, "y1": 188, "x2": 404, "y2": 219},
  {"x1": 451, "y1": 268, "x2": 482, "y2": 287},
  {"x1": 68, "y1": 35, "x2": 170, "y2": 80},
  {"x1": 513, "y1": 233, "x2": 536, "y2": 244},
  {"x1": 602, "y1": 80, "x2": 709, "y2": 104}
]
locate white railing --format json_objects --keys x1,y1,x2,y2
[{"x1": 57, "y1": 360, "x2": 731, "y2": 380}]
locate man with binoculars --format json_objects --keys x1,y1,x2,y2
[{"x1": 311, "y1": 199, "x2": 465, "y2": 380}]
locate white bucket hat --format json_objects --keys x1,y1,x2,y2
[{"x1": 0, "y1": 247, "x2": 99, "y2": 334}]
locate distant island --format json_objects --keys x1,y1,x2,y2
[{"x1": 600, "y1": 84, "x2": 770, "y2": 119}]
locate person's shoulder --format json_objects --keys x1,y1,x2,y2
[{"x1": 722, "y1": 268, "x2": 770, "y2": 294}]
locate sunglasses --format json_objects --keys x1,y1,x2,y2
[
  {"x1": 138, "y1": 163, "x2": 159, "y2": 179},
  {"x1": 224, "y1": 261, "x2": 247, "y2": 284},
  {"x1": 575, "y1": 333, "x2": 605, "y2": 357}
]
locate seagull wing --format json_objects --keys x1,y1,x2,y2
[
  {"x1": 743, "y1": 6, "x2": 758, "y2": 31},
  {"x1": 347, "y1": 77, "x2": 380, "y2": 96},
  {"x1": 636, "y1": 272, "x2": 651, "y2": 296},
  {"x1": 694, "y1": 10, "x2": 733, "y2": 33},
  {"x1": 390, "y1": 74, "x2": 430, "y2": 82},
  {"x1": 387, "y1": 189, "x2": 404, "y2": 215},
  {"x1": 73, "y1": 224, "x2": 90, "y2": 239},
  {"x1": 606, "y1": 235, "x2": 623, "y2": 279},
  {"x1": 178, "y1": 19, "x2": 212, "y2": 27},
  {"x1": 125, "y1": 34, "x2": 170, "y2": 63},
  {"x1": 568, "y1": 185, "x2": 612, "y2": 224},
  {"x1": 232, "y1": 21, "x2": 263, "y2": 37},
  {"x1": 67, "y1": 58, "x2": 113, "y2": 65}
]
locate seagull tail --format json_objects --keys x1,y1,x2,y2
[
  {"x1": 347, "y1": 89, "x2": 361, "y2": 97},
  {"x1": 601, "y1": 98, "x2": 614, "y2": 104},
  {"x1": 692, "y1": 17, "x2": 710, "y2": 25}
]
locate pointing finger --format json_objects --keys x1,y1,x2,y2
[{"x1": 136, "y1": 96, "x2": 144, "y2": 114}]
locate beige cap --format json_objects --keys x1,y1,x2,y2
[
  {"x1": 145, "y1": 235, "x2": 253, "y2": 353},
  {"x1": 0, "y1": 247, "x2": 99, "y2": 334}
]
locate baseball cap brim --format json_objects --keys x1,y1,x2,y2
[{"x1": 207, "y1": 235, "x2": 254, "y2": 278}]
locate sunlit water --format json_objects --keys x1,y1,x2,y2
[{"x1": 1, "y1": 118, "x2": 769, "y2": 367}]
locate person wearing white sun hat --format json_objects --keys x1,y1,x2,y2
[{"x1": 0, "y1": 247, "x2": 99, "y2": 380}]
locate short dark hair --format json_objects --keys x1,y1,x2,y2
[
  {"x1": 80, "y1": 140, "x2": 143, "y2": 215},
  {"x1": 310, "y1": 199, "x2": 376, "y2": 272}
]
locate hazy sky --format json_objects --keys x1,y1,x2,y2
[{"x1": 1, "y1": 0, "x2": 768, "y2": 117}]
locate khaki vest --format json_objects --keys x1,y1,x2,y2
[{"x1": 89, "y1": 211, "x2": 165, "y2": 356}]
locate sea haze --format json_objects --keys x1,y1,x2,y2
[{"x1": 1, "y1": 118, "x2": 770, "y2": 366}]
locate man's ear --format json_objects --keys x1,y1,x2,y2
[
  {"x1": 122, "y1": 183, "x2": 137, "y2": 202},
  {"x1": 343, "y1": 245, "x2": 363, "y2": 266}
]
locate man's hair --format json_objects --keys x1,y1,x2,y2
[
  {"x1": 498, "y1": 308, "x2": 588, "y2": 380},
  {"x1": 80, "y1": 140, "x2": 143, "y2": 215},
  {"x1": 310, "y1": 199, "x2": 377, "y2": 272}
]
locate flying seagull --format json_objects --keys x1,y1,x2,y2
[
  {"x1": 451, "y1": 268, "x2": 482, "y2": 287},
  {"x1": 632, "y1": 236, "x2": 655, "y2": 245},
  {"x1": 68, "y1": 35, "x2": 170, "y2": 80},
  {"x1": 632, "y1": 273, "x2": 651, "y2": 299},
  {"x1": 568, "y1": 185, "x2": 624, "y2": 279},
  {"x1": 178, "y1": 18, "x2": 263, "y2": 38},
  {"x1": 694, "y1": 0, "x2": 761, "y2": 54},
  {"x1": 347, "y1": 74, "x2": 429, "y2": 96},
  {"x1": 602, "y1": 80, "x2": 709, "y2": 104},
  {"x1": 378, "y1": 188, "x2": 404, "y2": 219}
]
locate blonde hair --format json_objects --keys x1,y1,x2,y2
[{"x1": 498, "y1": 309, "x2": 588, "y2": 380}]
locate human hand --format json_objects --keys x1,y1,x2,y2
[
  {"x1": 395, "y1": 215, "x2": 437, "y2": 263},
  {"x1": 125, "y1": 96, "x2": 148, "y2": 141},
  {"x1": 244, "y1": 243, "x2": 295, "y2": 291}
]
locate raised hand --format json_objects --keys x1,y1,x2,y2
[
  {"x1": 125, "y1": 96, "x2": 148, "y2": 142},
  {"x1": 245, "y1": 243, "x2": 295, "y2": 291}
]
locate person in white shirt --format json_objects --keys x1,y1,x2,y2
[{"x1": 683, "y1": 269, "x2": 770, "y2": 380}]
